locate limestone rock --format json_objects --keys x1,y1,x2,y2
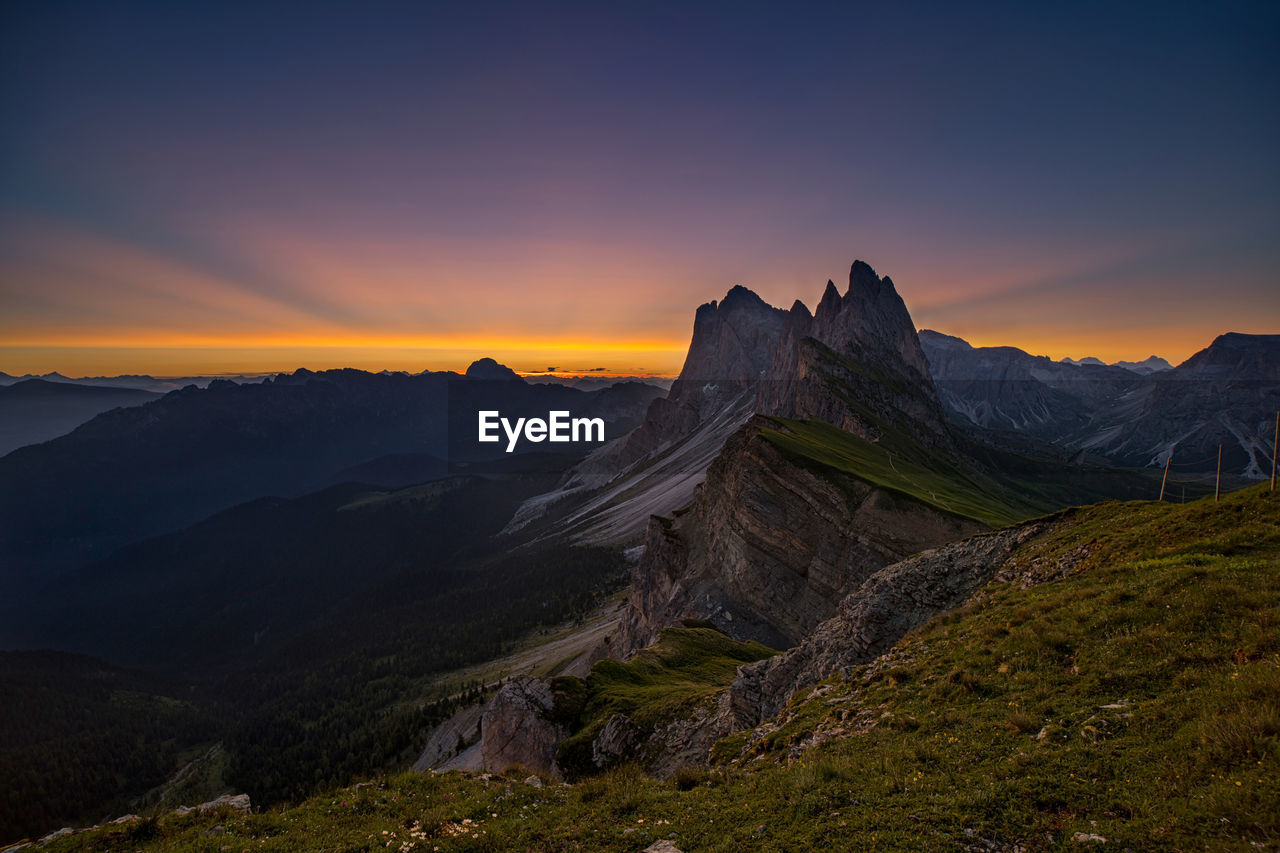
[
  {"x1": 720, "y1": 521, "x2": 1052, "y2": 730},
  {"x1": 480, "y1": 677, "x2": 568, "y2": 778},
  {"x1": 618, "y1": 418, "x2": 985, "y2": 654},
  {"x1": 591, "y1": 714, "x2": 641, "y2": 770},
  {"x1": 196, "y1": 793, "x2": 251, "y2": 813}
]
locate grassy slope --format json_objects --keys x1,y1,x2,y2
[
  {"x1": 555, "y1": 627, "x2": 775, "y2": 777},
  {"x1": 33, "y1": 485, "x2": 1279, "y2": 851},
  {"x1": 759, "y1": 416, "x2": 1044, "y2": 527}
]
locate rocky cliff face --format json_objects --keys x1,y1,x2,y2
[
  {"x1": 479, "y1": 678, "x2": 569, "y2": 778},
  {"x1": 1107, "y1": 334, "x2": 1280, "y2": 478},
  {"x1": 617, "y1": 417, "x2": 986, "y2": 655},
  {"x1": 584, "y1": 285, "x2": 788, "y2": 481}
]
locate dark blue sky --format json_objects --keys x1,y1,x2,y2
[{"x1": 2, "y1": 0, "x2": 1277, "y2": 374}]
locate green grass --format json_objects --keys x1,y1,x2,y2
[
  {"x1": 29, "y1": 486, "x2": 1280, "y2": 851},
  {"x1": 555, "y1": 628, "x2": 775, "y2": 777},
  {"x1": 759, "y1": 416, "x2": 1043, "y2": 526}
]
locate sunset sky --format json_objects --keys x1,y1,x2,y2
[{"x1": 2, "y1": 1, "x2": 1277, "y2": 377}]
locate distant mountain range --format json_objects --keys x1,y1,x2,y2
[
  {"x1": 0, "y1": 371, "x2": 273, "y2": 393},
  {"x1": 920, "y1": 330, "x2": 1280, "y2": 477},
  {"x1": 0, "y1": 366, "x2": 663, "y2": 591},
  {"x1": 1060, "y1": 354, "x2": 1173, "y2": 374},
  {"x1": 0, "y1": 378, "x2": 161, "y2": 456}
]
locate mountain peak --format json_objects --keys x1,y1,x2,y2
[
  {"x1": 720, "y1": 284, "x2": 769, "y2": 311},
  {"x1": 1177, "y1": 332, "x2": 1280, "y2": 381},
  {"x1": 1113, "y1": 355, "x2": 1173, "y2": 375},
  {"x1": 1209, "y1": 332, "x2": 1280, "y2": 350},
  {"x1": 846, "y1": 260, "x2": 888, "y2": 298},
  {"x1": 464, "y1": 358, "x2": 521, "y2": 381},
  {"x1": 918, "y1": 329, "x2": 972, "y2": 351},
  {"x1": 678, "y1": 286, "x2": 788, "y2": 387},
  {"x1": 817, "y1": 280, "x2": 841, "y2": 317}
]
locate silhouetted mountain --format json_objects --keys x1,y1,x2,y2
[
  {"x1": 464, "y1": 358, "x2": 522, "y2": 381},
  {"x1": 0, "y1": 378, "x2": 160, "y2": 456},
  {"x1": 1114, "y1": 355, "x2": 1173, "y2": 374},
  {"x1": 0, "y1": 371, "x2": 273, "y2": 393},
  {"x1": 0, "y1": 365, "x2": 662, "y2": 592},
  {"x1": 1061, "y1": 355, "x2": 1173, "y2": 374}
]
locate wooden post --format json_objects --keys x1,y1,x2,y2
[
  {"x1": 1272, "y1": 411, "x2": 1278, "y2": 491},
  {"x1": 1159, "y1": 454, "x2": 1171, "y2": 501},
  {"x1": 1215, "y1": 444, "x2": 1222, "y2": 503}
]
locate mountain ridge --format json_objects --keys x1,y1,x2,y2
[{"x1": 920, "y1": 329, "x2": 1280, "y2": 476}]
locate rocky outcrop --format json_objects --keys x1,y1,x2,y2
[
  {"x1": 597, "y1": 522, "x2": 1056, "y2": 774},
  {"x1": 576, "y1": 285, "x2": 787, "y2": 488},
  {"x1": 610, "y1": 261, "x2": 1006, "y2": 658},
  {"x1": 618, "y1": 418, "x2": 986, "y2": 655},
  {"x1": 175, "y1": 793, "x2": 251, "y2": 815},
  {"x1": 716, "y1": 521, "x2": 1053, "y2": 731},
  {"x1": 480, "y1": 678, "x2": 568, "y2": 778},
  {"x1": 590, "y1": 714, "x2": 641, "y2": 769}
]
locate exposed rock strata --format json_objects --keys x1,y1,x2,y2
[{"x1": 618, "y1": 419, "x2": 986, "y2": 655}]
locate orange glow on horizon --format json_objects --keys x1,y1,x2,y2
[{"x1": 0, "y1": 336, "x2": 689, "y2": 378}]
